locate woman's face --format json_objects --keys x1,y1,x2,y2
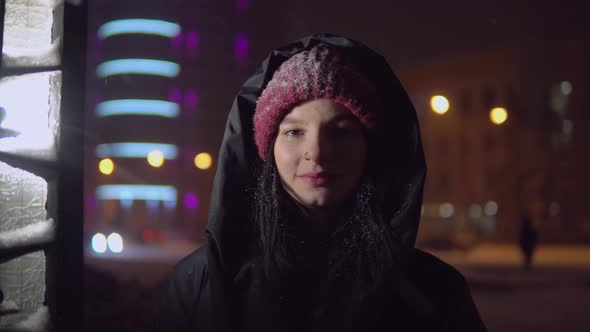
[{"x1": 274, "y1": 99, "x2": 367, "y2": 208}]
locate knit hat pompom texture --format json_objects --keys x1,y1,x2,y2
[{"x1": 254, "y1": 45, "x2": 382, "y2": 160}]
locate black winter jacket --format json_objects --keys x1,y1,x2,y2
[{"x1": 154, "y1": 244, "x2": 485, "y2": 331}]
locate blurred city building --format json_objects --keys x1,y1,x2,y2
[
  {"x1": 83, "y1": 1, "x2": 589, "y2": 258},
  {"x1": 84, "y1": 0, "x2": 281, "y2": 255},
  {"x1": 399, "y1": 38, "x2": 589, "y2": 247}
]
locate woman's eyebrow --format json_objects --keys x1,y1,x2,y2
[{"x1": 280, "y1": 117, "x2": 305, "y2": 125}]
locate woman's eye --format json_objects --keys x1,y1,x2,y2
[{"x1": 284, "y1": 129, "x2": 303, "y2": 137}]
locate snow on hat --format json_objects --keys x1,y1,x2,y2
[{"x1": 254, "y1": 44, "x2": 382, "y2": 160}]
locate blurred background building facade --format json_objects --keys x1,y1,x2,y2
[
  {"x1": 401, "y1": 39, "x2": 589, "y2": 247},
  {"x1": 82, "y1": 0, "x2": 590, "y2": 258},
  {"x1": 74, "y1": 1, "x2": 589, "y2": 331},
  {"x1": 84, "y1": 0, "x2": 284, "y2": 254}
]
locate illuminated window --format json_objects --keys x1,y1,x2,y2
[
  {"x1": 96, "y1": 185, "x2": 177, "y2": 203},
  {"x1": 98, "y1": 19, "x2": 180, "y2": 39},
  {"x1": 96, "y1": 99, "x2": 179, "y2": 118},
  {"x1": 96, "y1": 59, "x2": 180, "y2": 78},
  {"x1": 95, "y1": 142, "x2": 178, "y2": 159}
]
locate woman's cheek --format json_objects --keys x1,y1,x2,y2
[{"x1": 275, "y1": 142, "x2": 300, "y2": 178}]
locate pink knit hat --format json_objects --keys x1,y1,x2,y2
[{"x1": 253, "y1": 45, "x2": 382, "y2": 160}]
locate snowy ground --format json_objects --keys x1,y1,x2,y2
[
  {"x1": 84, "y1": 243, "x2": 590, "y2": 332},
  {"x1": 459, "y1": 265, "x2": 590, "y2": 332}
]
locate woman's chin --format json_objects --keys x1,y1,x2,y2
[
  {"x1": 284, "y1": 184, "x2": 353, "y2": 209},
  {"x1": 298, "y1": 193, "x2": 345, "y2": 209}
]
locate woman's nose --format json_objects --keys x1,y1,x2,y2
[{"x1": 304, "y1": 132, "x2": 332, "y2": 163}]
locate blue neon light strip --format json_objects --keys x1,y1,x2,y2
[
  {"x1": 96, "y1": 185, "x2": 177, "y2": 202},
  {"x1": 98, "y1": 19, "x2": 181, "y2": 39},
  {"x1": 96, "y1": 143, "x2": 178, "y2": 159},
  {"x1": 96, "y1": 59, "x2": 180, "y2": 78},
  {"x1": 96, "y1": 99, "x2": 180, "y2": 118}
]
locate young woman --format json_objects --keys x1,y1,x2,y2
[{"x1": 153, "y1": 34, "x2": 486, "y2": 332}]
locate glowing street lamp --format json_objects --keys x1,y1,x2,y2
[
  {"x1": 490, "y1": 107, "x2": 508, "y2": 125},
  {"x1": 194, "y1": 152, "x2": 212, "y2": 170},
  {"x1": 430, "y1": 95, "x2": 449, "y2": 114},
  {"x1": 147, "y1": 150, "x2": 165, "y2": 167},
  {"x1": 99, "y1": 158, "x2": 114, "y2": 175}
]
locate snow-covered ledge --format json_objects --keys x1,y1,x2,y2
[
  {"x1": 0, "y1": 219, "x2": 55, "y2": 251},
  {"x1": 0, "y1": 306, "x2": 51, "y2": 332}
]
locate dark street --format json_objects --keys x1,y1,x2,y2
[
  {"x1": 461, "y1": 265, "x2": 590, "y2": 331},
  {"x1": 84, "y1": 244, "x2": 590, "y2": 331}
]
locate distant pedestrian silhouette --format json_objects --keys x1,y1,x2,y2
[{"x1": 519, "y1": 215, "x2": 538, "y2": 270}]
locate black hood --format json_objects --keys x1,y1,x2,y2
[{"x1": 205, "y1": 33, "x2": 426, "y2": 331}]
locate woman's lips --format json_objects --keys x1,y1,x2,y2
[{"x1": 299, "y1": 173, "x2": 331, "y2": 186}]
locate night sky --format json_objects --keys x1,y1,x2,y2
[{"x1": 275, "y1": 0, "x2": 589, "y2": 66}]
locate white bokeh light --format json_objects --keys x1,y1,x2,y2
[
  {"x1": 484, "y1": 201, "x2": 498, "y2": 216},
  {"x1": 560, "y1": 81, "x2": 573, "y2": 95},
  {"x1": 91, "y1": 233, "x2": 107, "y2": 253},
  {"x1": 439, "y1": 202, "x2": 454, "y2": 218},
  {"x1": 430, "y1": 95, "x2": 450, "y2": 114},
  {"x1": 107, "y1": 233, "x2": 124, "y2": 253}
]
